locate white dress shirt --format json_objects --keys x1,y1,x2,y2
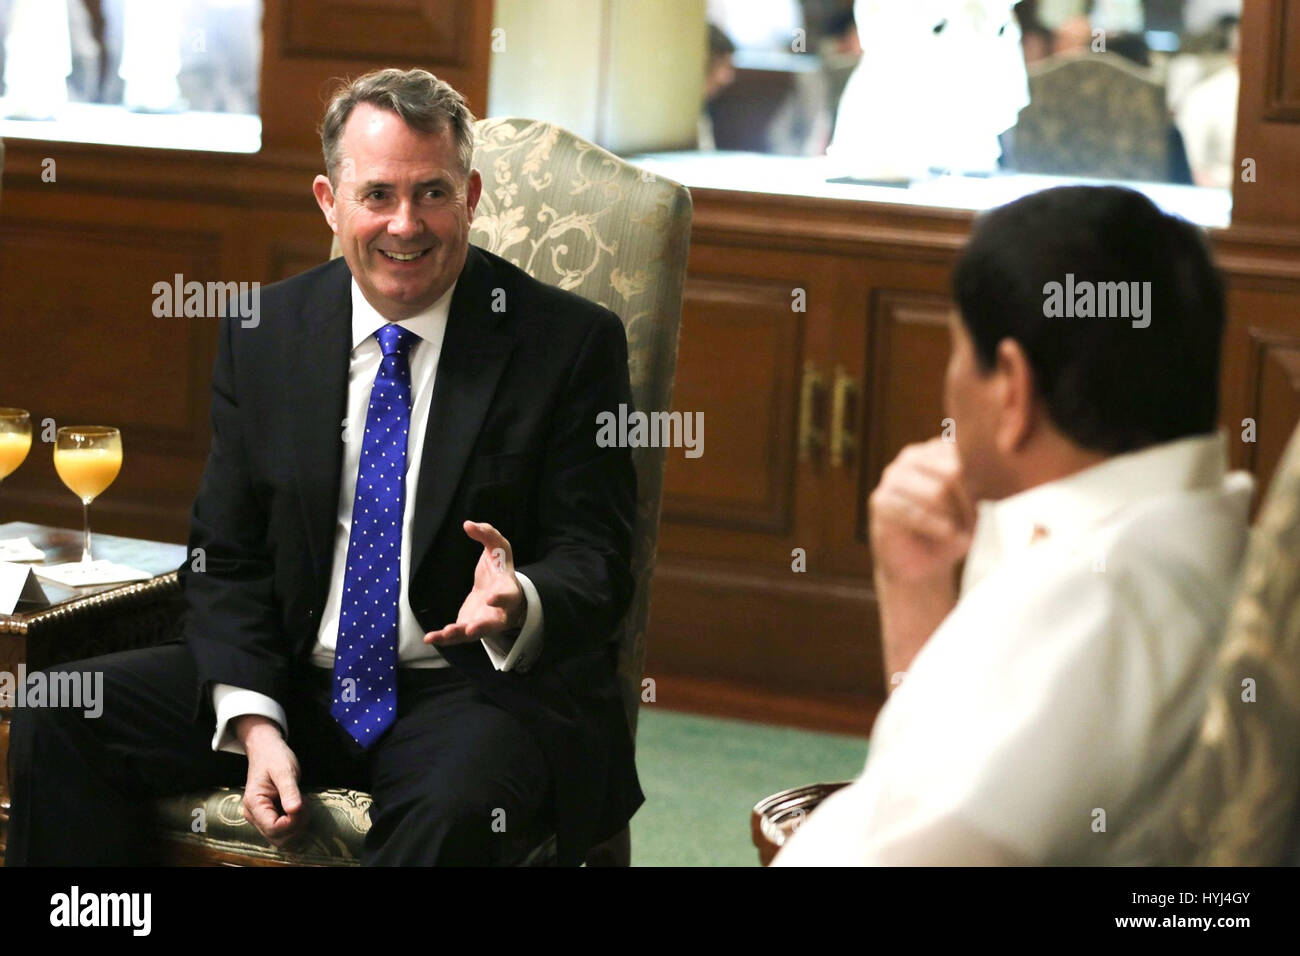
[
  {"x1": 210, "y1": 278, "x2": 544, "y2": 754},
  {"x1": 1175, "y1": 65, "x2": 1239, "y2": 190},
  {"x1": 774, "y1": 432, "x2": 1254, "y2": 865}
]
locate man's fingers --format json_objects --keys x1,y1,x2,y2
[
  {"x1": 882, "y1": 444, "x2": 973, "y2": 533},
  {"x1": 271, "y1": 766, "x2": 303, "y2": 815},
  {"x1": 874, "y1": 487, "x2": 963, "y2": 542},
  {"x1": 878, "y1": 473, "x2": 958, "y2": 533},
  {"x1": 463, "y1": 519, "x2": 507, "y2": 551},
  {"x1": 425, "y1": 623, "x2": 469, "y2": 644},
  {"x1": 243, "y1": 792, "x2": 283, "y2": 834}
]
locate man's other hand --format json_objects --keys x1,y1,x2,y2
[
  {"x1": 869, "y1": 438, "x2": 975, "y2": 686},
  {"x1": 869, "y1": 438, "x2": 975, "y2": 587},
  {"x1": 424, "y1": 520, "x2": 525, "y2": 646},
  {"x1": 235, "y1": 715, "x2": 307, "y2": 849}
]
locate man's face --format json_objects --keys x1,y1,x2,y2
[
  {"x1": 705, "y1": 54, "x2": 735, "y2": 101},
  {"x1": 313, "y1": 103, "x2": 482, "y2": 320},
  {"x1": 943, "y1": 309, "x2": 1003, "y2": 503}
]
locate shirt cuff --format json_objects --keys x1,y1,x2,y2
[
  {"x1": 211, "y1": 684, "x2": 288, "y2": 755},
  {"x1": 481, "y1": 571, "x2": 544, "y2": 672}
]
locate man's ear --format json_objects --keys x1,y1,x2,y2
[
  {"x1": 465, "y1": 168, "x2": 483, "y2": 222},
  {"x1": 313, "y1": 174, "x2": 339, "y2": 234},
  {"x1": 994, "y1": 337, "x2": 1036, "y2": 454}
]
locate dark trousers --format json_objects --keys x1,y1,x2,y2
[{"x1": 4, "y1": 643, "x2": 553, "y2": 866}]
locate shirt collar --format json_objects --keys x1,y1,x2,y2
[
  {"x1": 349, "y1": 279, "x2": 457, "y2": 352},
  {"x1": 961, "y1": 431, "x2": 1245, "y2": 593}
]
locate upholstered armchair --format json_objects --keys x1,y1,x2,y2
[
  {"x1": 152, "y1": 118, "x2": 692, "y2": 865},
  {"x1": 1013, "y1": 52, "x2": 1171, "y2": 182},
  {"x1": 1110, "y1": 423, "x2": 1300, "y2": 865}
]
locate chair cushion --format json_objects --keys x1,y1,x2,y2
[
  {"x1": 153, "y1": 786, "x2": 560, "y2": 865},
  {"x1": 154, "y1": 787, "x2": 372, "y2": 865}
]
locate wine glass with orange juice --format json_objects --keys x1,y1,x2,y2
[
  {"x1": 0, "y1": 409, "x2": 33, "y2": 483},
  {"x1": 54, "y1": 426, "x2": 122, "y2": 563}
]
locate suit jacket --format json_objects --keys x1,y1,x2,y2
[{"x1": 179, "y1": 245, "x2": 644, "y2": 864}]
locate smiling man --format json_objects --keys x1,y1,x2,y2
[
  {"x1": 774, "y1": 186, "x2": 1254, "y2": 865},
  {"x1": 6, "y1": 68, "x2": 642, "y2": 866},
  {"x1": 314, "y1": 94, "x2": 480, "y2": 319}
]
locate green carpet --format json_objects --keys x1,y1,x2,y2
[{"x1": 627, "y1": 708, "x2": 869, "y2": 866}]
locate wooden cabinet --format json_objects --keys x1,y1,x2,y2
[{"x1": 645, "y1": 197, "x2": 969, "y2": 733}]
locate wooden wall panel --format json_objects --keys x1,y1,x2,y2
[
  {"x1": 1251, "y1": 335, "x2": 1300, "y2": 485},
  {"x1": 0, "y1": 221, "x2": 218, "y2": 449},
  {"x1": 262, "y1": 0, "x2": 493, "y2": 155},
  {"x1": 1265, "y1": 0, "x2": 1300, "y2": 119},
  {"x1": 0, "y1": 192, "x2": 324, "y2": 541},
  {"x1": 282, "y1": 0, "x2": 474, "y2": 63},
  {"x1": 663, "y1": 275, "x2": 802, "y2": 534},
  {"x1": 1231, "y1": 0, "x2": 1300, "y2": 225},
  {"x1": 863, "y1": 292, "x2": 951, "y2": 516}
]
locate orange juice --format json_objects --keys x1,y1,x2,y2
[
  {"x1": 54, "y1": 446, "x2": 122, "y2": 501},
  {"x1": 0, "y1": 431, "x2": 31, "y2": 480}
]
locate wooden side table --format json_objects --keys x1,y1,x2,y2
[{"x1": 0, "y1": 522, "x2": 189, "y2": 861}]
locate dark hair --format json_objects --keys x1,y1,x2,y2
[
  {"x1": 824, "y1": 9, "x2": 856, "y2": 38},
  {"x1": 708, "y1": 23, "x2": 736, "y2": 58},
  {"x1": 320, "y1": 68, "x2": 475, "y2": 187},
  {"x1": 952, "y1": 186, "x2": 1224, "y2": 455}
]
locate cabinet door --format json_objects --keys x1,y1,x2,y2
[
  {"x1": 649, "y1": 244, "x2": 881, "y2": 718},
  {"x1": 820, "y1": 282, "x2": 956, "y2": 578},
  {"x1": 659, "y1": 243, "x2": 838, "y2": 564}
]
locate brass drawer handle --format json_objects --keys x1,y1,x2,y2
[
  {"x1": 798, "y1": 360, "x2": 826, "y2": 463},
  {"x1": 830, "y1": 365, "x2": 858, "y2": 469}
]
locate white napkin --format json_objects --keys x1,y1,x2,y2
[
  {"x1": 35, "y1": 560, "x2": 152, "y2": 587},
  {"x1": 0, "y1": 536, "x2": 46, "y2": 562}
]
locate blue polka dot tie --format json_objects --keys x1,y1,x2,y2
[{"x1": 331, "y1": 324, "x2": 421, "y2": 748}]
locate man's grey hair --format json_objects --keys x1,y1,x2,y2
[{"x1": 319, "y1": 68, "x2": 476, "y2": 187}]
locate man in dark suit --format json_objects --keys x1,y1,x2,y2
[{"x1": 5, "y1": 68, "x2": 642, "y2": 866}]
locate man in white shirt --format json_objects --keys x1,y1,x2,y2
[{"x1": 775, "y1": 184, "x2": 1251, "y2": 865}]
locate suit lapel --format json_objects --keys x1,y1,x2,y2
[
  {"x1": 288, "y1": 259, "x2": 353, "y2": 608},
  {"x1": 411, "y1": 246, "x2": 517, "y2": 578}
]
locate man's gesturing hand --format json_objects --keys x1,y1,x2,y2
[
  {"x1": 236, "y1": 715, "x2": 307, "y2": 849},
  {"x1": 424, "y1": 520, "x2": 525, "y2": 646}
]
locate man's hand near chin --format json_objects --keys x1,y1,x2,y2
[
  {"x1": 869, "y1": 437, "x2": 976, "y2": 690},
  {"x1": 234, "y1": 714, "x2": 307, "y2": 849}
]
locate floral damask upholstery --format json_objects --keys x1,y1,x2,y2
[
  {"x1": 1013, "y1": 52, "x2": 1170, "y2": 182},
  {"x1": 158, "y1": 787, "x2": 373, "y2": 865},
  {"x1": 1115, "y1": 422, "x2": 1300, "y2": 864},
  {"x1": 470, "y1": 117, "x2": 693, "y2": 730},
  {"x1": 156, "y1": 785, "x2": 556, "y2": 866},
  {"x1": 153, "y1": 117, "x2": 692, "y2": 864}
]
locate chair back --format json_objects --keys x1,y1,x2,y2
[
  {"x1": 470, "y1": 117, "x2": 692, "y2": 733},
  {"x1": 332, "y1": 118, "x2": 693, "y2": 733},
  {"x1": 1014, "y1": 51, "x2": 1170, "y2": 181},
  {"x1": 1116, "y1": 421, "x2": 1300, "y2": 863}
]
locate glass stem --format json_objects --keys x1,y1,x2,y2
[{"x1": 82, "y1": 498, "x2": 93, "y2": 563}]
